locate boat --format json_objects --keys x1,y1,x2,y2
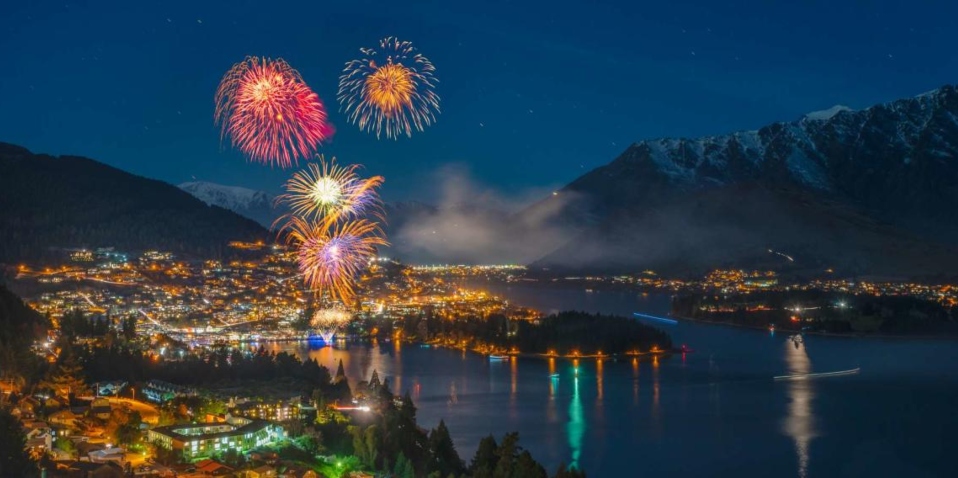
[
  {"x1": 488, "y1": 355, "x2": 508, "y2": 361},
  {"x1": 679, "y1": 344, "x2": 695, "y2": 353},
  {"x1": 549, "y1": 373, "x2": 560, "y2": 379},
  {"x1": 774, "y1": 367, "x2": 860, "y2": 381}
]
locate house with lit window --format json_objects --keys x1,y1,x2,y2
[
  {"x1": 146, "y1": 415, "x2": 283, "y2": 460},
  {"x1": 229, "y1": 397, "x2": 302, "y2": 422}
]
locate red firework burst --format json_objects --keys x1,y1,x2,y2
[{"x1": 215, "y1": 57, "x2": 334, "y2": 168}]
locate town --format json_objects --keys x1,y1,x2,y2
[{"x1": 3, "y1": 242, "x2": 958, "y2": 477}]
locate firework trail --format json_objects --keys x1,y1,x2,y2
[
  {"x1": 215, "y1": 56, "x2": 334, "y2": 168},
  {"x1": 275, "y1": 156, "x2": 384, "y2": 228},
  {"x1": 338, "y1": 37, "x2": 440, "y2": 139},
  {"x1": 287, "y1": 217, "x2": 387, "y2": 304}
]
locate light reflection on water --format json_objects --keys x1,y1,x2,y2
[
  {"x1": 510, "y1": 357, "x2": 518, "y2": 418},
  {"x1": 267, "y1": 285, "x2": 958, "y2": 476},
  {"x1": 568, "y1": 373, "x2": 584, "y2": 470},
  {"x1": 782, "y1": 336, "x2": 816, "y2": 478}
]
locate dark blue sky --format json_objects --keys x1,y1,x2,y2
[{"x1": 2, "y1": 0, "x2": 956, "y2": 203}]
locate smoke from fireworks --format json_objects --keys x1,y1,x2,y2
[
  {"x1": 215, "y1": 56, "x2": 334, "y2": 168},
  {"x1": 287, "y1": 217, "x2": 387, "y2": 304},
  {"x1": 275, "y1": 156, "x2": 383, "y2": 228},
  {"x1": 338, "y1": 37, "x2": 440, "y2": 139},
  {"x1": 310, "y1": 307, "x2": 351, "y2": 343}
]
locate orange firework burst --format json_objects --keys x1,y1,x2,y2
[
  {"x1": 215, "y1": 56, "x2": 334, "y2": 168},
  {"x1": 339, "y1": 37, "x2": 439, "y2": 139},
  {"x1": 275, "y1": 156, "x2": 383, "y2": 228},
  {"x1": 286, "y1": 217, "x2": 387, "y2": 304}
]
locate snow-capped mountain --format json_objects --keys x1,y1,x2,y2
[
  {"x1": 553, "y1": 84, "x2": 958, "y2": 238},
  {"x1": 179, "y1": 181, "x2": 280, "y2": 228},
  {"x1": 523, "y1": 84, "x2": 958, "y2": 275}
]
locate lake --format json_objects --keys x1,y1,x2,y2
[{"x1": 270, "y1": 283, "x2": 958, "y2": 477}]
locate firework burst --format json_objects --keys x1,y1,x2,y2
[
  {"x1": 310, "y1": 307, "x2": 351, "y2": 343},
  {"x1": 338, "y1": 37, "x2": 440, "y2": 139},
  {"x1": 215, "y1": 56, "x2": 334, "y2": 168},
  {"x1": 287, "y1": 217, "x2": 387, "y2": 304},
  {"x1": 275, "y1": 156, "x2": 384, "y2": 227}
]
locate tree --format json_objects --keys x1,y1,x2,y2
[
  {"x1": 39, "y1": 357, "x2": 88, "y2": 400},
  {"x1": 428, "y1": 420, "x2": 464, "y2": 477},
  {"x1": 469, "y1": 435, "x2": 498, "y2": 478},
  {"x1": 394, "y1": 452, "x2": 415, "y2": 478},
  {"x1": 120, "y1": 315, "x2": 136, "y2": 341},
  {"x1": 492, "y1": 432, "x2": 520, "y2": 478},
  {"x1": 515, "y1": 450, "x2": 547, "y2": 478},
  {"x1": 220, "y1": 448, "x2": 246, "y2": 467},
  {"x1": 335, "y1": 359, "x2": 347, "y2": 383},
  {"x1": 0, "y1": 408, "x2": 36, "y2": 477},
  {"x1": 54, "y1": 436, "x2": 77, "y2": 459},
  {"x1": 555, "y1": 463, "x2": 587, "y2": 478}
]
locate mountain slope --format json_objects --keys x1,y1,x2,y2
[
  {"x1": 534, "y1": 182, "x2": 958, "y2": 276},
  {"x1": 179, "y1": 181, "x2": 280, "y2": 228},
  {"x1": 524, "y1": 85, "x2": 958, "y2": 275},
  {"x1": 0, "y1": 143, "x2": 267, "y2": 263}
]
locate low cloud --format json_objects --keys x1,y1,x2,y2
[{"x1": 387, "y1": 164, "x2": 580, "y2": 265}]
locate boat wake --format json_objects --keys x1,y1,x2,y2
[{"x1": 774, "y1": 367, "x2": 860, "y2": 381}]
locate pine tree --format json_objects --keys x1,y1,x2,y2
[
  {"x1": 469, "y1": 435, "x2": 498, "y2": 478},
  {"x1": 492, "y1": 432, "x2": 520, "y2": 478},
  {"x1": 335, "y1": 359, "x2": 347, "y2": 383},
  {"x1": 514, "y1": 450, "x2": 547, "y2": 478},
  {"x1": 0, "y1": 408, "x2": 36, "y2": 477},
  {"x1": 428, "y1": 419, "x2": 464, "y2": 477}
]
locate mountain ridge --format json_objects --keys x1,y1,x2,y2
[
  {"x1": 0, "y1": 143, "x2": 267, "y2": 263},
  {"x1": 179, "y1": 181, "x2": 280, "y2": 228},
  {"x1": 525, "y1": 84, "x2": 958, "y2": 275}
]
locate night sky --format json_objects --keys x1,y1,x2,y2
[{"x1": 2, "y1": 0, "x2": 956, "y2": 203}]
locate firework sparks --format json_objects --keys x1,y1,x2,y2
[
  {"x1": 215, "y1": 56, "x2": 334, "y2": 168},
  {"x1": 275, "y1": 156, "x2": 384, "y2": 227},
  {"x1": 311, "y1": 307, "x2": 351, "y2": 343},
  {"x1": 338, "y1": 37, "x2": 440, "y2": 139},
  {"x1": 287, "y1": 217, "x2": 387, "y2": 304}
]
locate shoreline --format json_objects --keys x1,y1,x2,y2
[
  {"x1": 412, "y1": 338, "x2": 672, "y2": 361},
  {"x1": 668, "y1": 314, "x2": 958, "y2": 341}
]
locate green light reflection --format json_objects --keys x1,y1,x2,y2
[{"x1": 567, "y1": 374, "x2": 584, "y2": 469}]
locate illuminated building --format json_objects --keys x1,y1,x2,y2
[
  {"x1": 229, "y1": 398, "x2": 301, "y2": 422},
  {"x1": 147, "y1": 415, "x2": 283, "y2": 460}
]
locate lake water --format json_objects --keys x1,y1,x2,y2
[{"x1": 271, "y1": 284, "x2": 958, "y2": 477}]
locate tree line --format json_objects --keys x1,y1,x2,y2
[{"x1": 403, "y1": 310, "x2": 672, "y2": 354}]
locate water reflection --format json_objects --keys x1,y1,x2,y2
[
  {"x1": 510, "y1": 357, "x2": 518, "y2": 418},
  {"x1": 547, "y1": 358, "x2": 558, "y2": 423},
  {"x1": 392, "y1": 340, "x2": 402, "y2": 395},
  {"x1": 632, "y1": 358, "x2": 640, "y2": 406},
  {"x1": 568, "y1": 374, "x2": 584, "y2": 470},
  {"x1": 447, "y1": 381, "x2": 458, "y2": 406},
  {"x1": 782, "y1": 336, "x2": 817, "y2": 478},
  {"x1": 652, "y1": 356, "x2": 661, "y2": 416},
  {"x1": 595, "y1": 359, "x2": 604, "y2": 421}
]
